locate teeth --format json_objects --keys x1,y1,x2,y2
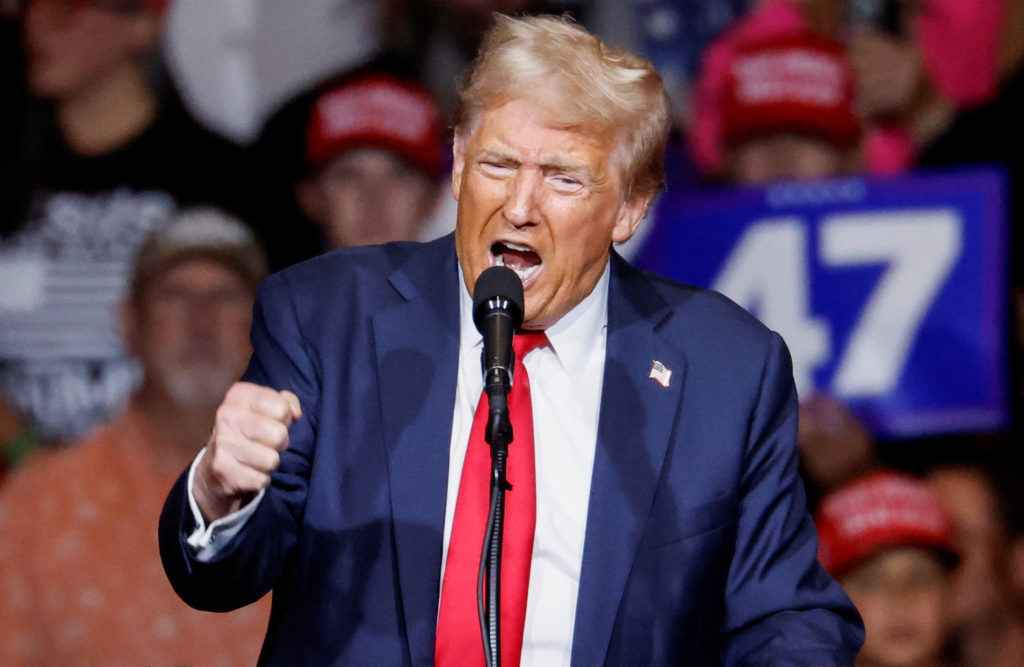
[
  {"x1": 489, "y1": 242, "x2": 541, "y2": 283},
  {"x1": 490, "y1": 253, "x2": 539, "y2": 282}
]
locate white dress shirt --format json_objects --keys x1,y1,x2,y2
[
  {"x1": 446, "y1": 266, "x2": 607, "y2": 665},
  {"x1": 187, "y1": 263, "x2": 610, "y2": 666}
]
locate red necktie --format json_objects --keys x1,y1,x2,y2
[{"x1": 436, "y1": 331, "x2": 548, "y2": 667}]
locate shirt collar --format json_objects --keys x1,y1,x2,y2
[{"x1": 458, "y1": 260, "x2": 610, "y2": 381}]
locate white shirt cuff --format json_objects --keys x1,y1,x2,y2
[{"x1": 185, "y1": 447, "x2": 265, "y2": 562}]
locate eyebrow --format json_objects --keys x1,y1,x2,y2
[
  {"x1": 475, "y1": 148, "x2": 596, "y2": 181},
  {"x1": 476, "y1": 149, "x2": 520, "y2": 166}
]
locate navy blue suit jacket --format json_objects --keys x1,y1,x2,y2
[{"x1": 160, "y1": 234, "x2": 863, "y2": 665}]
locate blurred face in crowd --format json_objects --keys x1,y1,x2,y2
[
  {"x1": 299, "y1": 147, "x2": 440, "y2": 250},
  {"x1": 452, "y1": 92, "x2": 649, "y2": 330},
  {"x1": 842, "y1": 547, "x2": 951, "y2": 667},
  {"x1": 849, "y1": 2, "x2": 925, "y2": 122},
  {"x1": 22, "y1": 0, "x2": 160, "y2": 100},
  {"x1": 728, "y1": 133, "x2": 848, "y2": 184},
  {"x1": 797, "y1": 394, "x2": 875, "y2": 491},
  {"x1": 124, "y1": 258, "x2": 254, "y2": 409},
  {"x1": 926, "y1": 467, "x2": 1009, "y2": 638}
]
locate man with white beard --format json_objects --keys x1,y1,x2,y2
[
  {"x1": 122, "y1": 207, "x2": 266, "y2": 417},
  {"x1": 0, "y1": 208, "x2": 271, "y2": 666}
]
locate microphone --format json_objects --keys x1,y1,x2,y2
[{"x1": 473, "y1": 266, "x2": 524, "y2": 446}]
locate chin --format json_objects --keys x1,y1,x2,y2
[{"x1": 162, "y1": 368, "x2": 236, "y2": 410}]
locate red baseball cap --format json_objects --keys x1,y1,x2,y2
[
  {"x1": 722, "y1": 33, "x2": 860, "y2": 149},
  {"x1": 304, "y1": 72, "x2": 444, "y2": 179},
  {"x1": 815, "y1": 470, "x2": 958, "y2": 580}
]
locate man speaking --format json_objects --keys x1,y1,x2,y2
[{"x1": 159, "y1": 14, "x2": 863, "y2": 666}]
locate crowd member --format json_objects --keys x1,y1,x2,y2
[
  {"x1": 160, "y1": 14, "x2": 862, "y2": 665},
  {"x1": 848, "y1": 0, "x2": 1004, "y2": 173},
  {"x1": 294, "y1": 67, "x2": 446, "y2": 250},
  {"x1": 0, "y1": 208, "x2": 271, "y2": 665},
  {"x1": 0, "y1": 0, "x2": 259, "y2": 453},
  {"x1": 251, "y1": 59, "x2": 448, "y2": 261},
  {"x1": 798, "y1": 393, "x2": 879, "y2": 510},
  {"x1": 926, "y1": 457, "x2": 1024, "y2": 667},
  {"x1": 690, "y1": 0, "x2": 1006, "y2": 177},
  {"x1": 816, "y1": 469, "x2": 960, "y2": 667},
  {"x1": 689, "y1": 0, "x2": 840, "y2": 178},
  {"x1": 718, "y1": 31, "x2": 860, "y2": 183}
]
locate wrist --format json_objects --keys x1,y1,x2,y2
[{"x1": 193, "y1": 466, "x2": 246, "y2": 523}]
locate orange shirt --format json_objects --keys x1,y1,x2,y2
[{"x1": 0, "y1": 405, "x2": 271, "y2": 666}]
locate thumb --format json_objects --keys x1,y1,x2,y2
[{"x1": 280, "y1": 390, "x2": 302, "y2": 423}]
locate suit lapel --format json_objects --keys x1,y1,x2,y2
[
  {"x1": 571, "y1": 255, "x2": 689, "y2": 666},
  {"x1": 372, "y1": 235, "x2": 461, "y2": 666}
]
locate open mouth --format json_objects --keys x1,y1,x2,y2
[{"x1": 490, "y1": 241, "x2": 542, "y2": 285}]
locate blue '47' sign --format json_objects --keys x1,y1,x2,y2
[{"x1": 632, "y1": 168, "x2": 1008, "y2": 440}]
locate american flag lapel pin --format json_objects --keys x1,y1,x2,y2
[{"x1": 649, "y1": 360, "x2": 671, "y2": 388}]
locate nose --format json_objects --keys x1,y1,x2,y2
[
  {"x1": 184, "y1": 302, "x2": 221, "y2": 341},
  {"x1": 502, "y1": 168, "x2": 542, "y2": 228}
]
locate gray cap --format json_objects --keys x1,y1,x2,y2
[{"x1": 131, "y1": 206, "x2": 268, "y2": 300}]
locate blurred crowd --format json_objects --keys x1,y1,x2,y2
[{"x1": 0, "y1": 0, "x2": 1023, "y2": 664}]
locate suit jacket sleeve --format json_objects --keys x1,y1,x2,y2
[
  {"x1": 160, "y1": 270, "x2": 321, "y2": 612},
  {"x1": 720, "y1": 332, "x2": 864, "y2": 665}
]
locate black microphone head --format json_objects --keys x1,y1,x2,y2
[{"x1": 472, "y1": 266, "x2": 524, "y2": 332}]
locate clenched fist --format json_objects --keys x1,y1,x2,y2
[{"x1": 193, "y1": 382, "x2": 302, "y2": 522}]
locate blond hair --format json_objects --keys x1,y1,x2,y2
[{"x1": 454, "y1": 14, "x2": 671, "y2": 201}]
